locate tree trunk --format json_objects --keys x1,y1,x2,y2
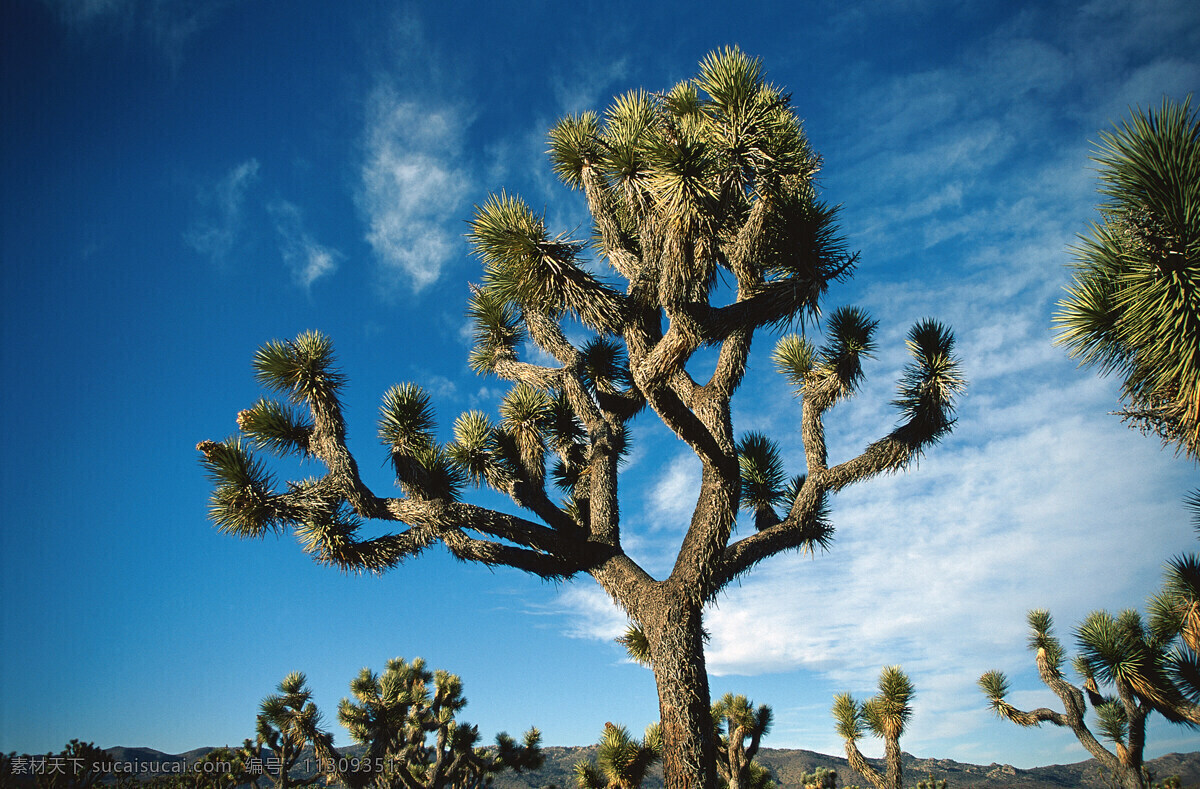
[{"x1": 645, "y1": 597, "x2": 718, "y2": 789}]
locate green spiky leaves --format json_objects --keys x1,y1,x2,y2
[
  {"x1": 498, "y1": 382, "x2": 554, "y2": 481},
  {"x1": 197, "y1": 438, "x2": 280, "y2": 538},
  {"x1": 833, "y1": 667, "x2": 913, "y2": 742},
  {"x1": 833, "y1": 666, "x2": 914, "y2": 768},
  {"x1": 773, "y1": 306, "x2": 877, "y2": 402},
  {"x1": 467, "y1": 285, "x2": 526, "y2": 373},
  {"x1": 862, "y1": 666, "x2": 915, "y2": 740},
  {"x1": 737, "y1": 432, "x2": 787, "y2": 529},
  {"x1": 379, "y1": 383, "x2": 437, "y2": 451},
  {"x1": 616, "y1": 623, "x2": 652, "y2": 667},
  {"x1": 1055, "y1": 97, "x2": 1200, "y2": 457},
  {"x1": 447, "y1": 410, "x2": 502, "y2": 487},
  {"x1": 549, "y1": 112, "x2": 602, "y2": 189},
  {"x1": 581, "y1": 337, "x2": 634, "y2": 395},
  {"x1": 469, "y1": 193, "x2": 624, "y2": 331},
  {"x1": 236, "y1": 399, "x2": 313, "y2": 457},
  {"x1": 574, "y1": 722, "x2": 663, "y2": 789},
  {"x1": 253, "y1": 330, "x2": 345, "y2": 407},
  {"x1": 831, "y1": 693, "x2": 863, "y2": 742},
  {"x1": 1027, "y1": 609, "x2": 1066, "y2": 672},
  {"x1": 977, "y1": 670, "x2": 1010, "y2": 707},
  {"x1": 772, "y1": 334, "x2": 816, "y2": 390},
  {"x1": 378, "y1": 383, "x2": 463, "y2": 502},
  {"x1": 893, "y1": 319, "x2": 965, "y2": 442}
]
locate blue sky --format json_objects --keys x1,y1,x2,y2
[{"x1": 2, "y1": 0, "x2": 1198, "y2": 771}]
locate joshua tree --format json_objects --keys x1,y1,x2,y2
[
  {"x1": 914, "y1": 776, "x2": 947, "y2": 789},
  {"x1": 574, "y1": 723, "x2": 663, "y2": 789},
  {"x1": 798, "y1": 768, "x2": 838, "y2": 789},
  {"x1": 977, "y1": 608, "x2": 1199, "y2": 789},
  {"x1": 1055, "y1": 96, "x2": 1200, "y2": 457},
  {"x1": 832, "y1": 666, "x2": 914, "y2": 789},
  {"x1": 331, "y1": 656, "x2": 542, "y2": 789},
  {"x1": 198, "y1": 47, "x2": 965, "y2": 789},
  {"x1": 254, "y1": 672, "x2": 334, "y2": 789},
  {"x1": 710, "y1": 694, "x2": 772, "y2": 789}
]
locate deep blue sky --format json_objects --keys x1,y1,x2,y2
[{"x1": 2, "y1": 0, "x2": 1198, "y2": 770}]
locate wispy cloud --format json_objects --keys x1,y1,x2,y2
[
  {"x1": 267, "y1": 200, "x2": 341, "y2": 290},
  {"x1": 356, "y1": 16, "x2": 472, "y2": 296},
  {"x1": 185, "y1": 158, "x2": 260, "y2": 265},
  {"x1": 40, "y1": 0, "x2": 226, "y2": 66}
]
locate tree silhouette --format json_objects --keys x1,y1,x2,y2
[
  {"x1": 253, "y1": 672, "x2": 334, "y2": 789},
  {"x1": 331, "y1": 656, "x2": 542, "y2": 789},
  {"x1": 198, "y1": 47, "x2": 965, "y2": 789}
]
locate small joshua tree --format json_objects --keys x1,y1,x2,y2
[
  {"x1": 254, "y1": 673, "x2": 334, "y2": 789},
  {"x1": 711, "y1": 694, "x2": 772, "y2": 789},
  {"x1": 574, "y1": 722, "x2": 663, "y2": 789},
  {"x1": 832, "y1": 667, "x2": 914, "y2": 789},
  {"x1": 915, "y1": 775, "x2": 947, "y2": 789},
  {"x1": 332, "y1": 656, "x2": 542, "y2": 789},
  {"x1": 798, "y1": 767, "x2": 838, "y2": 789}
]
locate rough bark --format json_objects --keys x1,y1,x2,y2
[{"x1": 643, "y1": 595, "x2": 717, "y2": 789}]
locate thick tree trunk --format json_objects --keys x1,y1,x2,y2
[{"x1": 645, "y1": 597, "x2": 718, "y2": 789}]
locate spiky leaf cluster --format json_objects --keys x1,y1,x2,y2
[
  {"x1": 891, "y1": 320, "x2": 964, "y2": 444},
  {"x1": 1056, "y1": 97, "x2": 1200, "y2": 458},
  {"x1": 736, "y1": 433, "x2": 787, "y2": 529},
  {"x1": 574, "y1": 723, "x2": 663, "y2": 789},
  {"x1": 197, "y1": 438, "x2": 281, "y2": 537},
  {"x1": 799, "y1": 767, "x2": 838, "y2": 789},
  {"x1": 253, "y1": 330, "x2": 346, "y2": 408},
  {"x1": 772, "y1": 306, "x2": 882, "y2": 411},
  {"x1": 237, "y1": 398, "x2": 313, "y2": 457}
]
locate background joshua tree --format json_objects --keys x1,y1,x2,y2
[
  {"x1": 198, "y1": 47, "x2": 965, "y2": 789},
  {"x1": 253, "y1": 672, "x2": 334, "y2": 789},
  {"x1": 797, "y1": 768, "x2": 839, "y2": 789},
  {"x1": 710, "y1": 694, "x2": 773, "y2": 789},
  {"x1": 1054, "y1": 96, "x2": 1199, "y2": 458},
  {"x1": 977, "y1": 608, "x2": 1200, "y2": 789},
  {"x1": 574, "y1": 723, "x2": 663, "y2": 789},
  {"x1": 832, "y1": 666, "x2": 914, "y2": 789},
  {"x1": 331, "y1": 656, "x2": 542, "y2": 789}
]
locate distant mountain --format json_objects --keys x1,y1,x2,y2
[{"x1": 93, "y1": 745, "x2": 1200, "y2": 788}]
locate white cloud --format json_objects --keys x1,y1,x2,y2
[
  {"x1": 646, "y1": 453, "x2": 702, "y2": 528},
  {"x1": 359, "y1": 91, "x2": 470, "y2": 294},
  {"x1": 267, "y1": 200, "x2": 341, "y2": 290},
  {"x1": 355, "y1": 13, "x2": 474, "y2": 297},
  {"x1": 185, "y1": 158, "x2": 260, "y2": 264}
]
